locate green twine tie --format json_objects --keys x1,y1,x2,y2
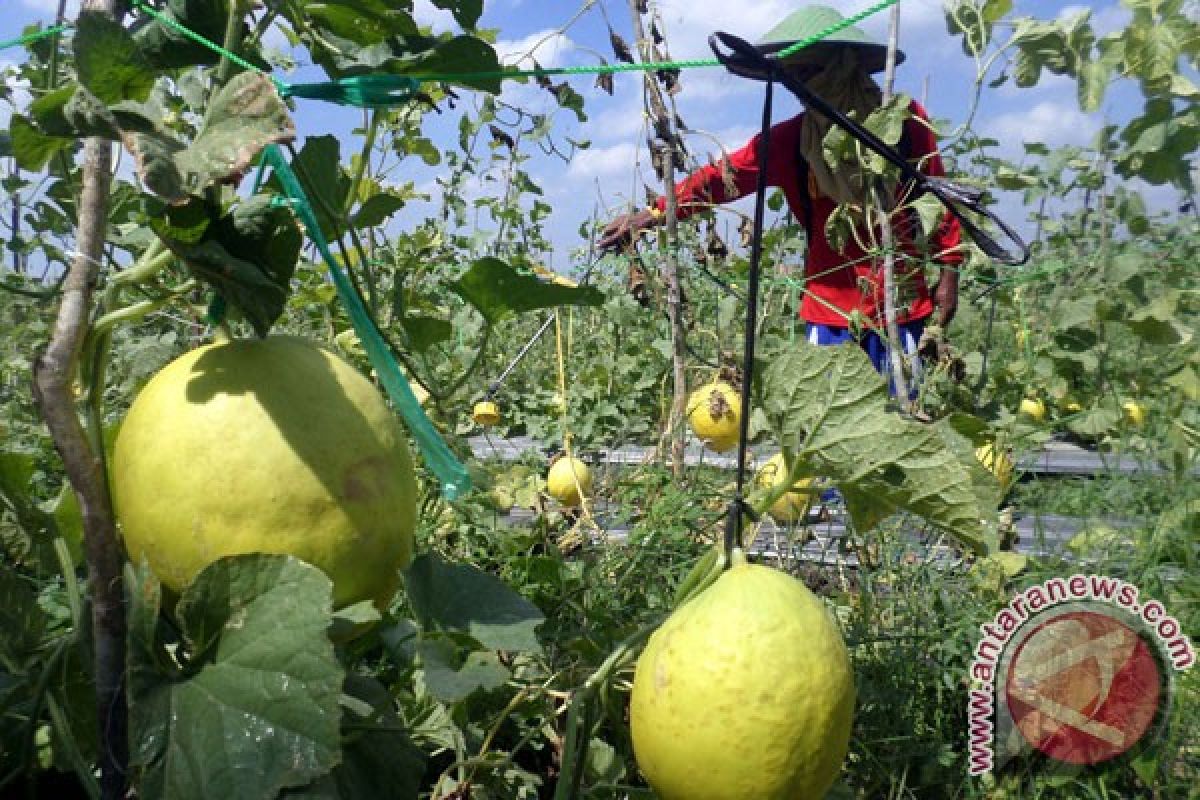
[{"x1": 254, "y1": 144, "x2": 470, "y2": 500}]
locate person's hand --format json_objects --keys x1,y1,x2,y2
[
  {"x1": 597, "y1": 208, "x2": 660, "y2": 251},
  {"x1": 934, "y1": 266, "x2": 959, "y2": 327}
]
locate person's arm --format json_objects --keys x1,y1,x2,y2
[
  {"x1": 596, "y1": 132, "x2": 772, "y2": 251},
  {"x1": 907, "y1": 104, "x2": 964, "y2": 327}
]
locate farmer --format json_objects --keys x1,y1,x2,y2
[{"x1": 597, "y1": 5, "x2": 964, "y2": 394}]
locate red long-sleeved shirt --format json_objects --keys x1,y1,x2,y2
[{"x1": 656, "y1": 101, "x2": 963, "y2": 326}]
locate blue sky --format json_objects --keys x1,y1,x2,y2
[{"x1": 2, "y1": 1, "x2": 1170, "y2": 270}]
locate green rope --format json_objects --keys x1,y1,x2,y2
[
  {"x1": 11, "y1": 0, "x2": 897, "y2": 105},
  {"x1": 129, "y1": 0, "x2": 896, "y2": 100},
  {"x1": 0, "y1": 24, "x2": 69, "y2": 53},
  {"x1": 253, "y1": 144, "x2": 470, "y2": 500}
]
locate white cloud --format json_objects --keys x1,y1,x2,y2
[
  {"x1": 565, "y1": 140, "x2": 642, "y2": 181},
  {"x1": 496, "y1": 30, "x2": 575, "y2": 69},
  {"x1": 983, "y1": 99, "x2": 1103, "y2": 152}
]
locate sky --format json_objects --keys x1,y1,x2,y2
[{"x1": 2, "y1": 0, "x2": 1184, "y2": 272}]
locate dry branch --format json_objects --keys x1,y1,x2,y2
[{"x1": 628, "y1": 0, "x2": 689, "y2": 478}]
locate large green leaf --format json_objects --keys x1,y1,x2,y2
[
  {"x1": 128, "y1": 555, "x2": 343, "y2": 800},
  {"x1": 761, "y1": 342, "x2": 997, "y2": 553},
  {"x1": 451, "y1": 257, "x2": 605, "y2": 324},
  {"x1": 135, "y1": 0, "x2": 265, "y2": 70},
  {"x1": 74, "y1": 11, "x2": 155, "y2": 104},
  {"x1": 29, "y1": 85, "x2": 77, "y2": 137},
  {"x1": 404, "y1": 552, "x2": 544, "y2": 652},
  {"x1": 154, "y1": 195, "x2": 301, "y2": 336},
  {"x1": 303, "y1": 0, "x2": 418, "y2": 46},
  {"x1": 297, "y1": 25, "x2": 503, "y2": 93},
  {"x1": 127, "y1": 72, "x2": 295, "y2": 201}
]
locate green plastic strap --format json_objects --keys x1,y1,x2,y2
[
  {"x1": 0, "y1": 24, "x2": 69, "y2": 52},
  {"x1": 255, "y1": 144, "x2": 470, "y2": 500},
  {"x1": 279, "y1": 74, "x2": 420, "y2": 108}
]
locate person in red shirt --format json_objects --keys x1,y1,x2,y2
[{"x1": 598, "y1": 6, "x2": 964, "y2": 395}]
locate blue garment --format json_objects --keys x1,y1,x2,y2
[{"x1": 806, "y1": 319, "x2": 925, "y2": 399}]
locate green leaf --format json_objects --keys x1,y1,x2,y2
[
  {"x1": 401, "y1": 35, "x2": 505, "y2": 94},
  {"x1": 451, "y1": 257, "x2": 605, "y2": 324},
  {"x1": 29, "y1": 85, "x2": 78, "y2": 137},
  {"x1": 130, "y1": 72, "x2": 295, "y2": 202},
  {"x1": 404, "y1": 552, "x2": 544, "y2": 652},
  {"x1": 303, "y1": 0, "x2": 418, "y2": 46},
  {"x1": 156, "y1": 195, "x2": 301, "y2": 336},
  {"x1": 400, "y1": 314, "x2": 453, "y2": 353},
  {"x1": 352, "y1": 192, "x2": 406, "y2": 229},
  {"x1": 9, "y1": 115, "x2": 72, "y2": 171},
  {"x1": 129, "y1": 554, "x2": 343, "y2": 800},
  {"x1": 74, "y1": 11, "x2": 155, "y2": 104},
  {"x1": 285, "y1": 135, "x2": 350, "y2": 240},
  {"x1": 431, "y1": 0, "x2": 483, "y2": 29},
  {"x1": 1076, "y1": 58, "x2": 1109, "y2": 112},
  {"x1": 552, "y1": 81, "x2": 587, "y2": 122},
  {"x1": 761, "y1": 342, "x2": 996, "y2": 553},
  {"x1": 910, "y1": 193, "x2": 945, "y2": 238},
  {"x1": 1124, "y1": 290, "x2": 1191, "y2": 345},
  {"x1": 418, "y1": 637, "x2": 510, "y2": 703},
  {"x1": 136, "y1": 0, "x2": 265, "y2": 71},
  {"x1": 1065, "y1": 407, "x2": 1119, "y2": 436}
]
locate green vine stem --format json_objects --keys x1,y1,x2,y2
[{"x1": 552, "y1": 621, "x2": 656, "y2": 800}]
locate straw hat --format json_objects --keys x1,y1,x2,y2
[{"x1": 724, "y1": 5, "x2": 904, "y2": 79}]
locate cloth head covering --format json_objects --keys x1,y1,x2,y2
[{"x1": 796, "y1": 47, "x2": 886, "y2": 208}]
